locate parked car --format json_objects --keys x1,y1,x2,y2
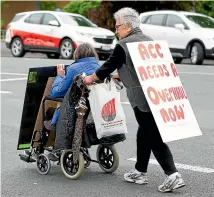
[
  {"x1": 5, "y1": 10, "x2": 117, "y2": 59},
  {"x1": 140, "y1": 10, "x2": 214, "y2": 65}
]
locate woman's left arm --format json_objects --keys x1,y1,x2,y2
[{"x1": 51, "y1": 66, "x2": 75, "y2": 97}]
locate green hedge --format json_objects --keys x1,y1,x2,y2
[{"x1": 63, "y1": 0, "x2": 101, "y2": 17}]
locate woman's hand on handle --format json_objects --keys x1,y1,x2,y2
[
  {"x1": 83, "y1": 73, "x2": 99, "y2": 85},
  {"x1": 112, "y1": 73, "x2": 119, "y2": 79}
]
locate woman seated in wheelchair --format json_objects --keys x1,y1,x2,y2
[{"x1": 24, "y1": 42, "x2": 100, "y2": 158}]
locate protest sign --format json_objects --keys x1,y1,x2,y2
[{"x1": 127, "y1": 41, "x2": 202, "y2": 142}]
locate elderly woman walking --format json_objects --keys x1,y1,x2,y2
[{"x1": 84, "y1": 7, "x2": 185, "y2": 193}]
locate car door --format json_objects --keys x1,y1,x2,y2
[
  {"x1": 22, "y1": 13, "x2": 44, "y2": 48},
  {"x1": 163, "y1": 14, "x2": 193, "y2": 50},
  {"x1": 140, "y1": 14, "x2": 167, "y2": 40},
  {"x1": 41, "y1": 13, "x2": 62, "y2": 49}
]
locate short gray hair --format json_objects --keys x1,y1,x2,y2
[
  {"x1": 73, "y1": 42, "x2": 99, "y2": 61},
  {"x1": 114, "y1": 7, "x2": 140, "y2": 29}
]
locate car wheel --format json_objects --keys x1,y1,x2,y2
[
  {"x1": 59, "y1": 38, "x2": 74, "y2": 59},
  {"x1": 11, "y1": 37, "x2": 25, "y2": 57},
  {"x1": 190, "y1": 43, "x2": 204, "y2": 65},
  {"x1": 46, "y1": 53, "x2": 60, "y2": 59},
  {"x1": 173, "y1": 57, "x2": 183, "y2": 64}
]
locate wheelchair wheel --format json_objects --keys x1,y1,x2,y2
[
  {"x1": 60, "y1": 149, "x2": 84, "y2": 180},
  {"x1": 96, "y1": 144, "x2": 119, "y2": 173},
  {"x1": 36, "y1": 154, "x2": 51, "y2": 175},
  {"x1": 83, "y1": 148, "x2": 91, "y2": 168}
]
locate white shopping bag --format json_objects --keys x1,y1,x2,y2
[{"x1": 88, "y1": 80, "x2": 128, "y2": 139}]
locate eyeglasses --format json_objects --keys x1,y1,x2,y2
[{"x1": 115, "y1": 24, "x2": 124, "y2": 30}]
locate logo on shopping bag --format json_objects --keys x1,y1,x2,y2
[{"x1": 101, "y1": 98, "x2": 116, "y2": 122}]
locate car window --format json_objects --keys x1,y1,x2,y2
[
  {"x1": 59, "y1": 14, "x2": 96, "y2": 27},
  {"x1": 185, "y1": 15, "x2": 214, "y2": 28},
  {"x1": 146, "y1": 14, "x2": 165, "y2": 26},
  {"x1": 140, "y1": 15, "x2": 150, "y2": 23},
  {"x1": 166, "y1": 14, "x2": 187, "y2": 28},
  {"x1": 24, "y1": 13, "x2": 43, "y2": 24},
  {"x1": 11, "y1": 14, "x2": 25, "y2": 22},
  {"x1": 42, "y1": 13, "x2": 59, "y2": 25}
]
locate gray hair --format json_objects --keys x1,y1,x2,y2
[
  {"x1": 73, "y1": 42, "x2": 99, "y2": 61},
  {"x1": 114, "y1": 7, "x2": 140, "y2": 29}
]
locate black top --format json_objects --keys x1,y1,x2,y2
[
  {"x1": 95, "y1": 27, "x2": 153, "y2": 112},
  {"x1": 95, "y1": 44, "x2": 126, "y2": 80}
]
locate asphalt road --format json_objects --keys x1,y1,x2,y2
[
  {"x1": 1, "y1": 57, "x2": 214, "y2": 197},
  {"x1": 1, "y1": 41, "x2": 214, "y2": 65}
]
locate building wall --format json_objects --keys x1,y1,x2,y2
[{"x1": 1, "y1": 1, "x2": 70, "y2": 28}]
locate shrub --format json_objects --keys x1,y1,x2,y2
[{"x1": 63, "y1": 0, "x2": 101, "y2": 17}]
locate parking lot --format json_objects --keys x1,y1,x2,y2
[{"x1": 1, "y1": 49, "x2": 214, "y2": 197}]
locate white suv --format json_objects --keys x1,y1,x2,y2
[
  {"x1": 140, "y1": 10, "x2": 214, "y2": 65},
  {"x1": 5, "y1": 10, "x2": 117, "y2": 59}
]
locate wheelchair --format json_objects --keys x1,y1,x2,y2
[{"x1": 18, "y1": 68, "x2": 126, "y2": 180}]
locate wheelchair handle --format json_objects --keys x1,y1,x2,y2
[
  {"x1": 112, "y1": 78, "x2": 123, "y2": 90},
  {"x1": 43, "y1": 96, "x2": 63, "y2": 102},
  {"x1": 81, "y1": 72, "x2": 123, "y2": 90}
]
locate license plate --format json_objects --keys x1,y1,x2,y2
[{"x1": 101, "y1": 46, "x2": 111, "y2": 51}]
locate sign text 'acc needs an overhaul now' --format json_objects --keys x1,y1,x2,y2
[{"x1": 127, "y1": 41, "x2": 202, "y2": 142}]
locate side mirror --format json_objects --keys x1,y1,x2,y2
[
  {"x1": 174, "y1": 23, "x2": 185, "y2": 31},
  {"x1": 48, "y1": 20, "x2": 60, "y2": 27}
]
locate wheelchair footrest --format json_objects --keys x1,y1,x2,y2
[{"x1": 19, "y1": 154, "x2": 36, "y2": 163}]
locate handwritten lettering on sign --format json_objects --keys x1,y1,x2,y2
[
  {"x1": 126, "y1": 40, "x2": 202, "y2": 142},
  {"x1": 137, "y1": 42, "x2": 187, "y2": 123}
]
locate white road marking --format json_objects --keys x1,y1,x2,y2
[
  {"x1": 179, "y1": 71, "x2": 214, "y2": 76},
  {"x1": 177, "y1": 64, "x2": 214, "y2": 68},
  {"x1": 0, "y1": 77, "x2": 27, "y2": 82},
  {"x1": 1, "y1": 57, "x2": 71, "y2": 61},
  {"x1": 0, "y1": 72, "x2": 27, "y2": 76},
  {"x1": 0, "y1": 90, "x2": 12, "y2": 94},
  {"x1": 128, "y1": 158, "x2": 214, "y2": 174},
  {"x1": 121, "y1": 102, "x2": 130, "y2": 105}
]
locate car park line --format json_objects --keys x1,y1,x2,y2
[
  {"x1": 0, "y1": 77, "x2": 27, "y2": 82},
  {"x1": 0, "y1": 90, "x2": 12, "y2": 94},
  {"x1": 179, "y1": 71, "x2": 214, "y2": 76},
  {"x1": 1, "y1": 72, "x2": 28, "y2": 76},
  {"x1": 128, "y1": 158, "x2": 214, "y2": 173}
]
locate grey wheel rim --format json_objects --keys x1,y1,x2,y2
[
  {"x1": 61, "y1": 41, "x2": 73, "y2": 58},
  {"x1": 98, "y1": 146, "x2": 114, "y2": 169},
  {"x1": 36, "y1": 154, "x2": 51, "y2": 175},
  {"x1": 191, "y1": 46, "x2": 198, "y2": 64},
  {"x1": 12, "y1": 39, "x2": 22, "y2": 56}
]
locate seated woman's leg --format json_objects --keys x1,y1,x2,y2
[{"x1": 54, "y1": 102, "x2": 77, "y2": 150}]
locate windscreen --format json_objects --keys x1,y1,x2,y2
[
  {"x1": 59, "y1": 14, "x2": 96, "y2": 27},
  {"x1": 186, "y1": 15, "x2": 214, "y2": 28}
]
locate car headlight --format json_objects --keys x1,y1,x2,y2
[
  {"x1": 113, "y1": 38, "x2": 118, "y2": 45},
  {"x1": 207, "y1": 36, "x2": 214, "y2": 40},
  {"x1": 76, "y1": 32, "x2": 93, "y2": 37}
]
